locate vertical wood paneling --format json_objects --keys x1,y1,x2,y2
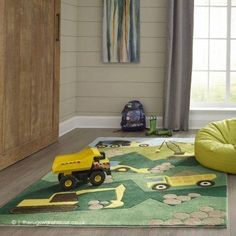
[
  {"x1": 0, "y1": 0, "x2": 60, "y2": 170},
  {"x1": 40, "y1": 0, "x2": 54, "y2": 134},
  {"x1": 0, "y1": 0, "x2": 5, "y2": 153},
  {"x1": 19, "y1": 0, "x2": 32, "y2": 145},
  {"x1": 4, "y1": 0, "x2": 21, "y2": 150},
  {"x1": 53, "y1": 0, "x2": 61, "y2": 133},
  {"x1": 31, "y1": 0, "x2": 43, "y2": 139}
]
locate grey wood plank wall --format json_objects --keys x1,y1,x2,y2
[{"x1": 60, "y1": 0, "x2": 167, "y2": 121}]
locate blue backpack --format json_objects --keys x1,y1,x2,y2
[{"x1": 121, "y1": 100, "x2": 146, "y2": 131}]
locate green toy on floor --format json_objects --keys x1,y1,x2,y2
[{"x1": 146, "y1": 115, "x2": 173, "y2": 137}]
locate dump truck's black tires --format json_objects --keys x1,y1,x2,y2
[
  {"x1": 60, "y1": 175, "x2": 77, "y2": 191},
  {"x1": 58, "y1": 173, "x2": 64, "y2": 182},
  {"x1": 89, "y1": 171, "x2": 105, "y2": 186}
]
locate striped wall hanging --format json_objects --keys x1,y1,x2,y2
[{"x1": 103, "y1": 0, "x2": 140, "y2": 63}]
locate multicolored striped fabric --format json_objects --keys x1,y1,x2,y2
[{"x1": 103, "y1": 0, "x2": 140, "y2": 63}]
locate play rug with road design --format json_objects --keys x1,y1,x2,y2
[{"x1": 0, "y1": 138, "x2": 227, "y2": 227}]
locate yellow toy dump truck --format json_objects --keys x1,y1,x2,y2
[
  {"x1": 52, "y1": 147, "x2": 111, "y2": 190},
  {"x1": 147, "y1": 174, "x2": 217, "y2": 190}
]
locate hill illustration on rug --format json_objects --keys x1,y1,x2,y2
[{"x1": 0, "y1": 138, "x2": 227, "y2": 227}]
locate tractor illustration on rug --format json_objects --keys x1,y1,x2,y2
[
  {"x1": 11, "y1": 184, "x2": 126, "y2": 213},
  {"x1": 147, "y1": 174, "x2": 217, "y2": 191},
  {"x1": 52, "y1": 147, "x2": 111, "y2": 190}
]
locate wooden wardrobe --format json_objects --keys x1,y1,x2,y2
[{"x1": 0, "y1": 0, "x2": 60, "y2": 170}]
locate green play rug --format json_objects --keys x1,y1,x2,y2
[{"x1": 0, "y1": 138, "x2": 228, "y2": 227}]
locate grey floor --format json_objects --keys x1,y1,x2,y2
[{"x1": 0, "y1": 128, "x2": 235, "y2": 236}]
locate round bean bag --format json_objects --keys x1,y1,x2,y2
[{"x1": 195, "y1": 118, "x2": 236, "y2": 174}]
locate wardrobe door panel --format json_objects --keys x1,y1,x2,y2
[{"x1": 0, "y1": 0, "x2": 60, "y2": 170}]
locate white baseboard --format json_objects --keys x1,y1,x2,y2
[
  {"x1": 59, "y1": 111, "x2": 236, "y2": 137},
  {"x1": 59, "y1": 116, "x2": 162, "y2": 137},
  {"x1": 189, "y1": 109, "x2": 236, "y2": 129}
]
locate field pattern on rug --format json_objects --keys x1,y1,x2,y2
[{"x1": 0, "y1": 138, "x2": 227, "y2": 227}]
